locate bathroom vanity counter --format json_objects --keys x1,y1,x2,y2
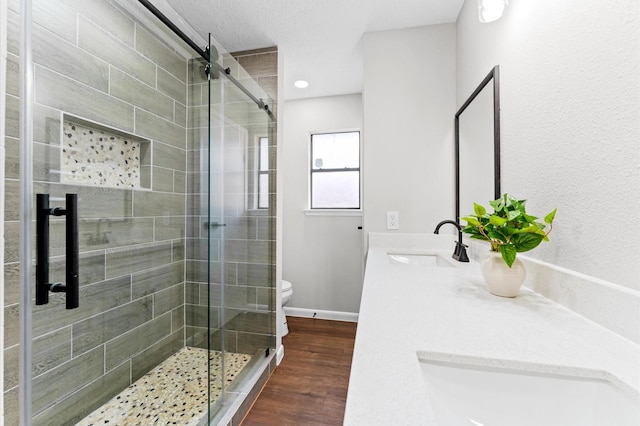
[{"x1": 344, "y1": 233, "x2": 640, "y2": 425}]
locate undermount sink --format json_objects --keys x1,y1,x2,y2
[
  {"x1": 387, "y1": 252, "x2": 455, "y2": 268},
  {"x1": 418, "y1": 356, "x2": 640, "y2": 426}
]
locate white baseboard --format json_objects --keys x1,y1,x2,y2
[
  {"x1": 284, "y1": 307, "x2": 359, "y2": 322},
  {"x1": 276, "y1": 344, "x2": 284, "y2": 365}
]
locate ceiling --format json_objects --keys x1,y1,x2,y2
[{"x1": 165, "y1": 0, "x2": 465, "y2": 100}]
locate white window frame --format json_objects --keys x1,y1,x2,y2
[
  {"x1": 309, "y1": 130, "x2": 361, "y2": 210},
  {"x1": 256, "y1": 135, "x2": 269, "y2": 209}
]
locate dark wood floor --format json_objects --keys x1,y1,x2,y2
[{"x1": 241, "y1": 316, "x2": 358, "y2": 426}]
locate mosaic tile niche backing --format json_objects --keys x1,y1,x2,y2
[{"x1": 62, "y1": 118, "x2": 150, "y2": 189}]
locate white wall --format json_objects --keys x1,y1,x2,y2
[
  {"x1": 457, "y1": 0, "x2": 640, "y2": 290},
  {"x1": 282, "y1": 94, "x2": 364, "y2": 315},
  {"x1": 363, "y1": 24, "x2": 457, "y2": 243}
]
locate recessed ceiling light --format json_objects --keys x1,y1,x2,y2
[{"x1": 294, "y1": 80, "x2": 309, "y2": 89}]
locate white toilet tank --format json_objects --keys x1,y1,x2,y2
[
  {"x1": 280, "y1": 280, "x2": 293, "y2": 337},
  {"x1": 282, "y1": 279, "x2": 293, "y2": 305}
]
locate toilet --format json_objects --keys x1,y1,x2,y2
[{"x1": 280, "y1": 280, "x2": 293, "y2": 336}]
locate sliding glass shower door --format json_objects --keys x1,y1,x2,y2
[
  {"x1": 16, "y1": 0, "x2": 208, "y2": 423},
  {"x1": 199, "y1": 37, "x2": 277, "y2": 423},
  {"x1": 11, "y1": 1, "x2": 276, "y2": 424}
]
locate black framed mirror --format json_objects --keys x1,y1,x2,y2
[{"x1": 455, "y1": 65, "x2": 501, "y2": 222}]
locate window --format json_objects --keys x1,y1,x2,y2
[
  {"x1": 257, "y1": 136, "x2": 269, "y2": 209},
  {"x1": 310, "y1": 131, "x2": 360, "y2": 209}
]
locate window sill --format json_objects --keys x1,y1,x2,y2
[{"x1": 303, "y1": 209, "x2": 363, "y2": 217}]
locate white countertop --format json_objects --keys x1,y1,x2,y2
[{"x1": 344, "y1": 234, "x2": 640, "y2": 425}]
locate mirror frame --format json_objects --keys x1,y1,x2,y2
[{"x1": 455, "y1": 65, "x2": 501, "y2": 222}]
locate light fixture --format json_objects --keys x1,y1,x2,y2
[
  {"x1": 478, "y1": 0, "x2": 509, "y2": 23},
  {"x1": 294, "y1": 80, "x2": 309, "y2": 89}
]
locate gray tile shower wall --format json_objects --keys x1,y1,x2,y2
[
  {"x1": 233, "y1": 47, "x2": 278, "y2": 113},
  {"x1": 3, "y1": 0, "x2": 191, "y2": 424}
]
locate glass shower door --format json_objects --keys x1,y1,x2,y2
[
  {"x1": 13, "y1": 0, "x2": 215, "y2": 424},
  {"x1": 12, "y1": 1, "x2": 275, "y2": 424},
  {"x1": 203, "y1": 42, "x2": 277, "y2": 424},
  {"x1": 218, "y1": 72, "x2": 276, "y2": 358}
]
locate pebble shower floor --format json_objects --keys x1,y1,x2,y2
[{"x1": 76, "y1": 347, "x2": 252, "y2": 425}]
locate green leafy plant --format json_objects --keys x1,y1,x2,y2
[{"x1": 461, "y1": 194, "x2": 557, "y2": 268}]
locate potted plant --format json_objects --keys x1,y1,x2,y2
[{"x1": 461, "y1": 194, "x2": 556, "y2": 297}]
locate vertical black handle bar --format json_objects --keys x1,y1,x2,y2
[
  {"x1": 65, "y1": 194, "x2": 79, "y2": 309},
  {"x1": 35, "y1": 193, "x2": 79, "y2": 309},
  {"x1": 36, "y1": 194, "x2": 50, "y2": 305}
]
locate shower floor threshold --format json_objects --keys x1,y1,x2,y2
[{"x1": 76, "y1": 347, "x2": 252, "y2": 425}]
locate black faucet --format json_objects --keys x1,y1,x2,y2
[{"x1": 434, "y1": 220, "x2": 469, "y2": 262}]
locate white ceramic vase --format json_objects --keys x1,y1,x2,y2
[{"x1": 481, "y1": 251, "x2": 526, "y2": 298}]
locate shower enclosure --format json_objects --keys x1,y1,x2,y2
[{"x1": 5, "y1": 0, "x2": 277, "y2": 424}]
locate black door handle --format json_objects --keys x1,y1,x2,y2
[{"x1": 36, "y1": 194, "x2": 79, "y2": 309}]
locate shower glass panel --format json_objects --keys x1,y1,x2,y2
[
  {"x1": 11, "y1": 0, "x2": 276, "y2": 424},
  {"x1": 198, "y1": 44, "x2": 277, "y2": 424}
]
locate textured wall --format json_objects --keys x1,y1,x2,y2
[{"x1": 457, "y1": 0, "x2": 640, "y2": 290}]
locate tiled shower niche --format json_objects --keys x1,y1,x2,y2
[{"x1": 61, "y1": 115, "x2": 151, "y2": 189}]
